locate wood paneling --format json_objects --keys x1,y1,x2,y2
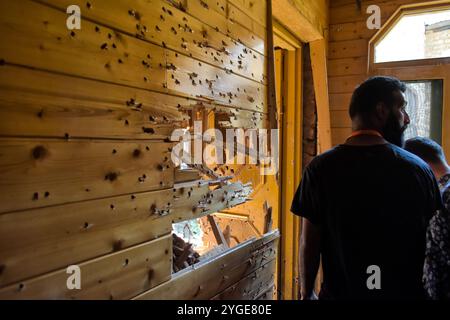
[
  {"x1": 39, "y1": 0, "x2": 266, "y2": 83},
  {"x1": 0, "y1": 0, "x2": 273, "y2": 300}
]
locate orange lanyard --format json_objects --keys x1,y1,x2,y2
[{"x1": 347, "y1": 130, "x2": 383, "y2": 140}]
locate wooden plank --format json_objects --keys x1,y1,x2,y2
[
  {"x1": 166, "y1": 50, "x2": 267, "y2": 113},
  {"x1": 0, "y1": 139, "x2": 174, "y2": 213},
  {"x1": 329, "y1": 21, "x2": 378, "y2": 42},
  {"x1": 171, "y1": 181, "x2": 252, "y2": 223},
  {"x1": 228, "y1": 0, "x2": 267, "y2": 28},
  {"x1": 0, "y1": 65, "x2": 190, "y2": 140},
  {"x1": 329, "y1": 93, "x2": 353, "y2": 111},
  {"x1": 0, "y1": 235, "x2": 172, "y2": 299},
  {"x1": 310, "y1": 39, "x2": 332, "y2": 153},
  {"x1": 328, "y1": 56, "x2": 368, "y2": 77},
  {"x1": 272, "y1": 0, "x2": 327, "y2": 42},
  {"x1": 211, "y1": 258, "x2": 276, "y2": 300},
  {"x1": 0, "y1": 189, "x2": 173, "y2": 286},
  {"x1": 330, "y1": 0, "x2": 420, "y2": 24},
  {"x1": 39, "y1": 0, "x2": 266, "y2": 84},
  {"x1": 207, "y1": 215, "x2": 229, "y2": 248},
  {"x1": 328, "y1": 39, "x2": 369, "y2": 60},
  {"x1": 133, "y1": 230, "x2": 279, "y2": 300},
  {"x1": 0, "y1": 0, "x2": 168, "y2": 94}
]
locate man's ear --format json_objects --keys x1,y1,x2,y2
[{"x1": 375, "y1": 102, "x2": 389, "y2": 123}]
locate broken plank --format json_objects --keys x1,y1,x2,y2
[{"x1": 133, "y1": 230, "x2": 279, "y2": 300}]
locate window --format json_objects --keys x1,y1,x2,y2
[
  {"x1": 403, "y1": 80, "x2": 443, "y2": 144},
  {"x1": 374, "y1": 9, "x2": 450, "y2": 63}
]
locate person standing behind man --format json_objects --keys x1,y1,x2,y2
[
  {"x1": 405, "y1": 137, "x2": 450, "y2": 300},
  {"x1": 291, "y1": 76, "x2": 443, "y2": 300}
]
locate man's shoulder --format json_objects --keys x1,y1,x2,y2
[{"x1": 389, "y1": 144, "x2": 434, "y2": 174}]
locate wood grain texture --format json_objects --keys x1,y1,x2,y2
[
  {"x1": 0, "y1": 189, "x2": 173, "y2": 286},
  {"x1": 0, "y1": 139, "x2": 174, "y2": 213},
  {"x1": 0, "y1": 235, "x2": 172, "y2": 300}
]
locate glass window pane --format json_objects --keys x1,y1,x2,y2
[
  {"x1": 403, "y1": 80, "x2": 443, "y2": 144},
  {"x1": 375, "y1": 10, "x2": 450, "y2": 63}
]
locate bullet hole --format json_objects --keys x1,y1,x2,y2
[
  {"x1": 86, "y1": 2, "x2": 92, "y2": 9},
  {"x1": 95, "y1": 26, "x2": 100, "y2": 32},
  {"x1": 44, "y1": 191, "x2": 50, "y2": 198},
  {"x1": 105, "y1": 172, "x2": 118, "y2": 182},
  {"x1": 160, "y1": 14, "x2": 165, "y2": 21},
  {"x1": 175, "y1": 79, "x2": 180, "y2": 85},
  {"x1": 100, "y1": 43, "x2": 108, "y2": 50},
  {"x1": 105, "y1": 62, "x2": 111, "y2": 69},
  {"x1": 70, "y1": 31, "x2": 76, "y2": 37},
  {"x1": 108, "y1": 33, "x2": 113, "y2": 39},
  {"x1": 138, "y1": 174, "x2": 146, "y2": 183},
  {"x1": 157, "y1": 164, "x2": 164, "y2": 171},
  {"x1": 110, "y1": 204, "x2": 115, "y2": 210},
  {"x1": 155, "y1": 25, "x2": 161, "y2": 32},
  {"x1": 124, "y1": 259, "x2": 129, "y2": 267},
  {"x1": 162, "y1": 41, "x2": 166, "y2": 48},
  {"x1": 32, "y1": 192, "x2": 39, "y2": 201},
  {"x1": 85, "y1": 188, "x2": 90, "y2": 192},
  {"x1": 142, "y1": 127, "x2": 155, "y2": 134},
  {"x1": 83, "y1": 222, "x2": 89, "y2": 229},
  {"x1": 118, "y1": 59, "x2": 123, "y2": 64},
  {"x1": 64, "y1": 133, "x2": 70, "y2": 140},
  {"x1": 143, "y1": 76, "x2": 148, "y2": 82},
  {"x1": 18, "y1": 283, "x2": 25, "y2": 291},
  {"x1": 131, "y1": 195, "x2": 136, "y2": 200},
  {"x1": 112, "y1": 149, "x2": 117, "y2": 154},
  {"x1": 112, "y1": 43, "x2": 117, "y2": 49},
  {"x1": 124, "y1": 120, "x2": 129, "y2": 126},
  {"x1": 160, "y1": 181, "x2": 164, "y2": 186},
  {"x1": 175, "y1": 53, "x2": 178, "y2": 57},
  {"x1": 32, "y1": 145, "x2": 47, "y2": 160},
  {"x1": 165, "y1": 249, "x2": 169, "y2": 255},
  {"x1": 133, "y1": 149, "x2": 141, "y2": 158}
]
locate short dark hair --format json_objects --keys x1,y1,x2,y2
[
  {"x1": 404, "y1": 137, "x2": 445, "y2": 164},
  {"x1": 349, "y1": 76, "x2": 407, "y2": 122}
]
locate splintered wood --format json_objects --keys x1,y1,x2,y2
[{"x1": 172, "y1": 233, "x2": 201, "y2": 273}]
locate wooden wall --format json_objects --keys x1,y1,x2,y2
[
  {"x1": 0, "y1": 0, "x2": 278, "y2": 299},
  {"x1": 328, "y1": 0, "x2": 439, "y2": 145}
]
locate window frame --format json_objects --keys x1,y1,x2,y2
[
  {"x1": 368, "y1": 1, "x2": 450, "y2": 72},
  {"x1": 368, "y1": 1, "x2": 450, "y2": 161}
]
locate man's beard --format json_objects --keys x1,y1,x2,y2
[{"x1": 382, "y1": 113, "x2": 408, "y2": 147}]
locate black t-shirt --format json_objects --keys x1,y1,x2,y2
[{"x1": 291, "y1": 143, "x2": 443, "y2": 300}]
